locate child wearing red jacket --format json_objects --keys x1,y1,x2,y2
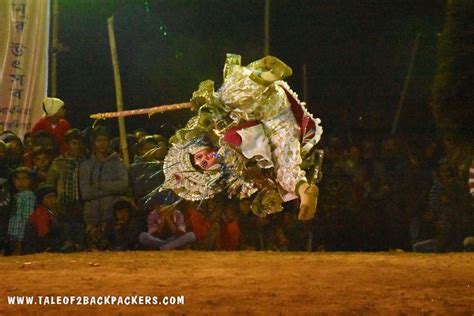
[{"x1": 28, "y1": 184, "x2": 60, "y2": 252}]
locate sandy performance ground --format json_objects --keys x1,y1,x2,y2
[{"x1": 1, "y1": 251, "x2": 473, "y2": 314}]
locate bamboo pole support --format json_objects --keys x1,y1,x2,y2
[{"x1": 107, "y1": 16, "x2": 130, "y2": 166}]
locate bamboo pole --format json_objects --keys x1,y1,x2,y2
[
  {"x1": 302, "y1": 63, "x2": 307, "y2": 102},
  {"x1": 391, "y1": 33, "x2": 420, "y2": 134},
  {"x1": 90, "y1": 102, "x2": 193, "y2": 120},
  {"x1": 264, "y1": 0, "x2": 270, "y2": 56},
  {"x1": 50, "y1": 0, "x2": 59, "y2": 97},
  {"x1": 107, "y1": 16, "x2": 130, "y2": 167}
]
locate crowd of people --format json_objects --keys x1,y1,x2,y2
[{"x1": 0, "y1": 97, "x2": 473, "y2": 255}]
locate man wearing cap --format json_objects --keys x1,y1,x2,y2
[{"x1": 32, "y1": 97, "x2": 71, "y2": 154}]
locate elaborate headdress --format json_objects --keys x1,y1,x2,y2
[{"x1": 161, "y1": 140, "x2": 223, "y2": 201}]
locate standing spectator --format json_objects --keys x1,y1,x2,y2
[
  {"x1": 31, "y1": 147, "x2": 53, "y2": 190},
  {"x1": 32, "y1": 97, "x2": 71, "y2": 154},
  {"x1": 7, "y1": 167, "x2": 36, "y2": 255},
  {"x1": 23, "y1": 131, "x2": 57, "y2": 169},
  {"x1": 139, "y1": 200, "x2": 196, "y2": 251},
  {"x1": 79, "y1": 126, "x2": 129, "y2": 249},
  {"x1": 129, "y1": 135, "x2": 167, "y2": 209},
  {"x1": 47, "y1": 129, "x2": 86, "y2": 251}
]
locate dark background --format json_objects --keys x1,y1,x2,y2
[{"x1": 55, "y1": 0, "x2": 446, "y2": 139}]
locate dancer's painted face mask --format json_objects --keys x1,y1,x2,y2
[{"x1": 193, "y1": 147, "x2": 220, "y2": 171}]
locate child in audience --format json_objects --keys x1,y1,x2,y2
[{"x1": 7, "y1": 167, "x2": 36, "y2": 255}]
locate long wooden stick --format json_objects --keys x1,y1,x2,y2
[
  {"x1": 90, "y1": 102, "x2": 193, "y2": 120},
  {"x1": 107, "y1": 16, "x2": 129, "y2": 166},
  {"x1": 391, "y1": 33, "x2": 420, "y2": 134}
]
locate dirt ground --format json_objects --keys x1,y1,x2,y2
[{"x1": 1, "y1": 251, "x2": 473, "y2": 314}]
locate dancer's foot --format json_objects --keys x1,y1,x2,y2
[{"x1": 298, "y1": 183, "x2": 319, "y2": 221}]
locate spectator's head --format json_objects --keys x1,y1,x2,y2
[
  {"x1": 144, "y1": 191, "x2": 179, "y2": 212},
  {"x1": 35, "y1": 184, "x2": 57, "y2": 209},
  {"x1": 112, "y1": 198, "x2": 135, "y2": 224},
  {"x1": 133, "y1": 129, "x2": 148, "y2": 141},
  {"x1": 361, "y1": 140, "x2": 377, "y2": 161},
  {"x1": 32, "y1": 146, "x2": 53, "y2": 172},
  {"x1": 42, "y1": 97, "x2": 65, "y2": 118},
  {"x1": 64, "y1": 128, "x2": 84, "y2": 158},
  {"x1": 138, "y1": 135, "x2": 167, "y2": 160},
  {"x1": 32, "y1": 130, "x2": 57, "y2": 154},
  {"x1": 22, "y1": 132, "x2": 34, "y2": 153},
  {"x1": 13, "y1": 167, "x2": 32, "y2": 192},
  {"x1": 1, "y1": 131, "x2": 23, "y2": 162},
  {"x1": 239, "y1": 199, "x2": 251, "y2": 215},
  {"x1": 90, "y1": 126, "x2": 110, "y2": 155},
  {"x1": 437, "y1": 162, "x2": 455, "y2": 185},
  {"x1": 381, "y1": 135, "x2": 399, "y2": 159}
]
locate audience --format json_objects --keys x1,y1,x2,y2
[{"x1": 3, "y1": 117, "x2": 473, "y2": 255}]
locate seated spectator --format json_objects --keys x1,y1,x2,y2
[
  {"x1": 79, "y1": 126, "x2": 129, "y2": 249},
  {"x1": 103, "y1": 198, "x2": 144, "y2": 251},
  {"x1": 0, "y1": 177, "x2": 11, "y2": 254},
  {"x1": 0, "y1": 141, "x2": 11, "y2": 254},
  {"x1": 47, "y1": 128, "x2": 86, "y2": 252},
  {"x1": 26, "y1": 185, "x2": 61, "y2": 252},
  {"x1": 183, "y1": 200, "x2": 220, "y2": 250},
  {"x1": 185, "y1": 195, "x2": 240, "y2": 251},
  {"x1": 32, "y1": 97, "x2": 71, "y2": 154},
  {"x1": 139, "y1": 197, "x2": 196, "y2": 251},
  {"x1": 462, "y1": 159, "x2": 474, "y2": 251},
  {"x1": 7, "y1": 167, "x2": 36, "y2": 255},
  {"x1": 413, "y1": 162, "x2": 464, "y2": 252},
  {"x1": 464, "y1": 237, "x2": 474, "y2": 251}
]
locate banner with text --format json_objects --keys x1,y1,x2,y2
[{"x1": 0, "y1": 0, "x2": 49, "y2": 137}]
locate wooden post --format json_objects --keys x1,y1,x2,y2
[
  {"x1": 264, "y1": 0, "x2": 270, "y2": 56},
  {"x1": 391, "y1": 33, "x2": 420, "y2": 134},
  {"x1": 107, "y1": 16, "x2": 130, "y2": 167},
  {"x1": 302, "y1": 63, "x2": 308, "y2": 102},
  {"x1": 50, "y1": 0, "x2": 59, "y2": 97}
]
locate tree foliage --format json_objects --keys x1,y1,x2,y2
[{"x1": 431, "y1": 0, "x2": 474, "y2": 164}]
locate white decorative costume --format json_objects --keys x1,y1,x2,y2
[{"x1": 162, "y1": 54, "x2": 323, "y2": 217}]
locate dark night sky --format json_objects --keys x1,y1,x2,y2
[{"x1": 55, "y1": 0, "x2": 446, "y2": 139}]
